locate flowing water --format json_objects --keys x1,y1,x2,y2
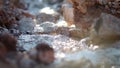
[{"x1": 18, "y1": 0, "x2": 120, "y2": 68}]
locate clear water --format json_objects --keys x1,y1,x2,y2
[{"x1": 18, "y1": 0, "x2": 120, "y2": 68}]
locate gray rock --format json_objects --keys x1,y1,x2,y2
[
  {"x1": 0, "y1": 27, "x2": 9, "y2": 33},
  {"x1": 90, "y1": 13, "x2": 120, "y2": 45},
  {"x1": 39, "y1": 22, "x2": 57, "y2": 33},
  {"x1": 36, "y1": 13, "x2": 59, "y2": 24},
  {"x1": 18, "y1": 18, "x2": 35, "y2": 34},
  {"x1": 56, "y1": 27, "x2": 70, "y2": 36}
]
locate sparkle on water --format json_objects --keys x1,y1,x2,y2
[{"x1": 18, "y1": 0, "x2": 120, "y2": 68}]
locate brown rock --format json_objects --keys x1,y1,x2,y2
[
  {"x1": 63, "y1": 0, "x2": 101, "y2": 38},
  {"x1": 0, "y1": 32, "x2": 17, "y2": 52},
  {"x1": 63, "y1": 0, "x2": 120, "y2": 39},
  {"x1": 19, "y1": 43, "x2": 55, "y2": 68},
  {"x1": 62, "y1": 0, "x2": 74, "y2": 26},
  {"x1": 0, "y1": 5, "x2": 34, "y2": 29},
  {"x1": 72, "y1": 0, "x2": 101, "y2": 29},
  {"x1": 0, "y1": 0, "x2": 27, "y2": 9}
]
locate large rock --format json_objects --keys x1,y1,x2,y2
[
  {"x1": 63, "y1": 0, "x2": 101, "y2": 29},
  {"x1": 63, "y1": 0, "x2": 120, "y2": 38},
  {"x1": 62, "y1": 0, "x2": 102, "y2": 38},
  {"x1": 90, "y1": 13, "x2": 120, "y2": 45}
]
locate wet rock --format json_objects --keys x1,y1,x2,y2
[
  {"x1": 69, "y1": 28, "x2": 83, "y2": 39},
  {"x1": 63, "y1": 0, "x2": 120, "y2": 39},
  {"x1": 0, "y1": 27, "x2": 9, "y2": 33},
  {"x1": 65, "y1": 0, "x2": 100, "y2": 29},
  {"x1": 56, "y1": 20, "x2": 68, "y2": 27},
  {"x1": 90, "y1": 13, "x2": 120, "y2": 45},
  {"x1": 62, "y1": 0, "x2": 101, "y2": 38},
  {"x1": 36, "y1": 13, "x2": 59, "y2": 24},
  {"x1": 33, "y1": 25, "x2": 44, "y2": 34},
  {"x1": 56, "y1": 27, "x2": 69, "y2": 36},
  {"x1": 18, "y1": 18, "x2": 35, "y2": 34},
  {"x1": 39, "y1": 22, "x2": 56, "y2": 33},
  {"x1": 34, "y1": 22, "x2": 56, "y2": 34},
  {"x1": 62, "y1": 0, "x2": 74, "y2": 26},
  {"x1": 9, "y1": 29, "x2": 20, "y2": 36},
  {"x1": 0, "y1": 26, "x2": 20, "y2": 36}
]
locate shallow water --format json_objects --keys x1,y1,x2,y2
[
  {"x1": 18, "y1": 34, "x2": 120, "y2": 68},
  {"x1": 18, "y1": 0, "x2": 120, "y2": 68}
]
